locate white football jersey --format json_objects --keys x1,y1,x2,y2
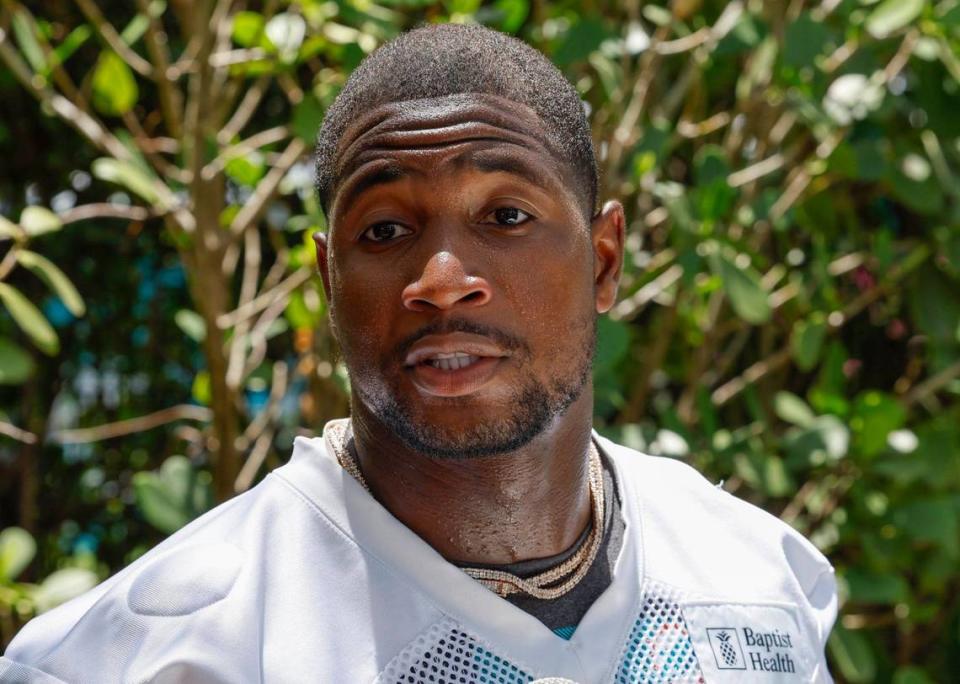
[{"x1": 2, "y1": 420, "x2": 836, "y2": 683}]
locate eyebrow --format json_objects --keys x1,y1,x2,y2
[
  {"x1": 336, "y1": 164, "x2": 410, "y2": 211},
  {"x1": 462, "y1": 150, "x2": 558, "y2": 192},
  {"x1": 334, "y1": 147, "x2": 562, "y2": 216}
]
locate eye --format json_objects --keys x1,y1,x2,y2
[
  {"x1": 484, "y1": 207, "x2": 534, "y2": 227},
  {"x1": 360, "y1": 222, "x2": 413, "y2": 243}
]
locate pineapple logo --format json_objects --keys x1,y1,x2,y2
[
  {"x1": 706, "y1": 628, "x2": 746, "y2": 670},
  {"x1": 716, "y1": 632, "x2": 737, "y2": 665}
]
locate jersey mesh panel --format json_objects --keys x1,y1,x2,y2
[
  {"x1": 614, "y1": 579, "x2": 705, "y2": 683},
  {"x1": 378, "y1": 618, "x2": 534, "y2": 684}
]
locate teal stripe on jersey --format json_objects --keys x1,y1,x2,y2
[{"x1": 553, "y1": 625, "x2": 576, "y2": 640}]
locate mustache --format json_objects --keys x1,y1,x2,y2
[{"x1": 393, "y1": 318, "x2": 530, "y2": 363}]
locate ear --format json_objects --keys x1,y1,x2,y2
[
  {"x1": 312, "y1": 231, "x2": 332, "y2": 302},
  {"x1": 591, "y1": 200, "x2": 625, "y2": 314}
]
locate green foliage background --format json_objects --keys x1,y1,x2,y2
[{"x1": 0, "y1": 0, "x2": 959, "y2": 680}]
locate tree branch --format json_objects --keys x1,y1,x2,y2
[
  {"x1": 905, "y1": 360, "x2": 960, "y2": 408},
  {"x1": 135, "y1": 0, "x2": 183, "y2": 138},
  {"x1": 229, "y1": 137, "x2": 307, "y2": 235},
  {"x1": 202, "y1": 125, "x2": 289, "y2": 180},
  {"x1": 0, "y1": 420, "x2": 38, "y2": 445},
  {"x1": 73, "y1": 0, "x2": 155, "y2": 77},
  {"x1": 59, "y1": 203, "x2": 152, "y2": 224},
  {"x1": 217, "y1": 266, "x2": 311, "y2": 329},
  {"x1": 49, "y1": 405, "x2": 212, "y2": 443},
  {"x1": 217, "y1": 75, "x2": 270, "y2": 144}
]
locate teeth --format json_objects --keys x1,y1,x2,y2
[{"x1": 428, "y1": 353, "x2": 480, "y2": 370}]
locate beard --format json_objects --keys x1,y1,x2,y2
[{"x1": 350, "y1": 315, "x2": 597, "y2": 459}]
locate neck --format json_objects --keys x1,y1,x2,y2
[{"x1": 348, "y1": 392, "x2": 595, "y2": 565}]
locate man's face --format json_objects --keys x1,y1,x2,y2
[{"x1": 318, "y1": 94, "x2": 622, "y2": 458}]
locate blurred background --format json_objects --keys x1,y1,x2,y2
[{"x1": 0, "y1": 0, "x2": 958, "y2": 679}]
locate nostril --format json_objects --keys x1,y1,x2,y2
[{"x1": 461, "y1": 291, "x2": 485, "y2": 304}]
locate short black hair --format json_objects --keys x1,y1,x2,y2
[{"x1": 315, "y1": 23, "x2": 598, "y2": 217}]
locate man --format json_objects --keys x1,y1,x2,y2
[{"x1": 2, "y1": 24, "x2": 836, "y2": 683}]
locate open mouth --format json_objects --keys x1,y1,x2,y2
[
  {"x1": 402, "y1": 333, "x2": 511, "y2": 397},
  {"x1": 423, "y1": 352, "x2": 482, "y2": 371}
]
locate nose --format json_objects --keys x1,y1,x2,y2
[{"x1": 402, "y1": 251, "x2": 492, "y2": 312}]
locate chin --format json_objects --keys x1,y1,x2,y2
[
  {"x1": 372, "y1": 383, "x2": 573, "y2": 460},
  {"x1": 388, "y1": 416, "x2": 546, "y2": 460}
]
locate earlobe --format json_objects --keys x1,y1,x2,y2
[
  {"x1": 312, "y1": 231, "x2": 332, "y2": 302},
  {"x1": 591, "y1": 200, "x2": 625, "y2": 314}
]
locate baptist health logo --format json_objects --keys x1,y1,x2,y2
[
  {"x1": 706, "y1": 626, "x2": 797, "y2": 673},
  {"x1": 706, "y1": 628, "x2": 747, "y2": 670}
]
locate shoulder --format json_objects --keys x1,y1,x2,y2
[
  {"x1": 598, "y1": 435, "x2": 837, "y2": 646},
  {"x1": 2, "y1": 471, "x2": 372, "y2": 681},
  {"x1": 3, "y1": 444, "x2": 443, "y2": 681},
  {"x1": 2, "y1": 480, "x2": 277, "y2": 680}
]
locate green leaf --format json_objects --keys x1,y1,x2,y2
[
  {"x1": 783, "y1": 12, "x2": 832, "y2": 68},
  {"x1": 120, "y1": 12, "x2": 151, "y2": 45},
  {"x1": 865, "y1": 0, "x2": 925, "y2": 39},
  {"x1": 814, "y1": 416, "x2": 850, "y2": 459},
  {"x1": 192, "y1": 371, "x2": 211, "y2": 405},
  {"x1": 174, "y1": 309, "x2": 206, "y2": 343},
  {"x1": 791, "y1": 313, "x2": 827, "y2": 371},
  {"x1": 444, "y1": 0, "x2": 482, "y2": 13},
  {"x1": 0, "y1": 527, "x2": 37, "y2": 583},
  {"x1": 225, "y1": 153, "x2": 266, "y2": 187},
  {"x1": 133, "y1": 456, "x2": 213, "y2": 534},
  {"x1": 19, "y1": 206, "x2": 62, "y2": 237},
  {"x1": 0, "y1": 282, "x2": 59, "y2": 355},
  {"x1": 828, "y1": 626, "x2": 877, "y2": 683},
  {"x1": 693, "y1": 145, "x2": 730, "y2": 185},
  {"x1": 553, "y1": 18, "x2": 613, "y2": 66},
  {"x1": 0, "y1": 215, "x2": 22, "y2": 240},
  {"x1": 763, "y1": 456, "x2": 793, "y2": 497},
  {"x1": 775, "y1": 391, "x2": 816, "y2": 428},
  {"x1": 708, "y1": 249, "x2": 771, "y2": 324},
  {"x1": 232, "y1": 11, "x2": 265, "y2": 47},
  {"x1": 493, "y1": 0, "x2": 530, "y2": 33},
  {"x1": 844, "y1": 569, "x2": 909, "y2": 604},
  {"x1": 0, "y1": 337, "x2": 36, "y2": 385},
  {"x1": 46, "y1": 25, "x2": 92, "y2": 76},
  {"x1": 284, "y1": 289, "x2": 324, "y2": 330},
  {"x1": 91, "y1": 51, "x2": 139, "y2": 116},
  {"x1": 11, "y1": 9, "x2": 46, "y2": 74},
  {"x1": 890, "y1": 158, "x2": 945, "y2": 215},
  {"x1": 32, "y1": 568, "x2": 99, "y2": 613},
  {"x1": 893, "y1": 666, "x2": 936, "y2": 684},
  {"x1": 810, "y1": 341, "x2": 849, "y2": 415},
  {"x1": 292, "y1": 95, "x2": 325, "y2": 144},
  {"x1": 894, "y1": 498, "x2": 959, "y2": 556},
  {"x1": 910, "y1": 268, "x2": 960, "y2": 350},
  {"x1": 852, "y1": 391, "x2": 906, "y2": 457},
  {"x1": 594, "y1": 316, "x2": 630, "y2": 371},
  {"x1": 16, "y1": 251, "x2": 85, "y2": 316},
  {"x1": 784, "y1": 414, "x2": 851, "y2": 466},
  {"x1": 91, "y1": 158, "x2": 164, "y2": 207}
]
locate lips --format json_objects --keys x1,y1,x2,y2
[{"x1": 403, "y1": 333, "x2": 510, "y2": 397}]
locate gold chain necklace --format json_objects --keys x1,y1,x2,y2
[{"x1": 328, "y1": 422, "x2": 605, "y2": 600}]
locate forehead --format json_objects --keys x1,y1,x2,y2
[{"x1": 329, "y1": 94, "x2": 572, "y2": 217}]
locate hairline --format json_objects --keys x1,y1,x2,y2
[{"x1": 326, "y1": 94, "x2": 592, "y2": 221}]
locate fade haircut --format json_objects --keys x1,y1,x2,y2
[{"x1": 314, "y1": 23, "x2": 598, "y2": 217}]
